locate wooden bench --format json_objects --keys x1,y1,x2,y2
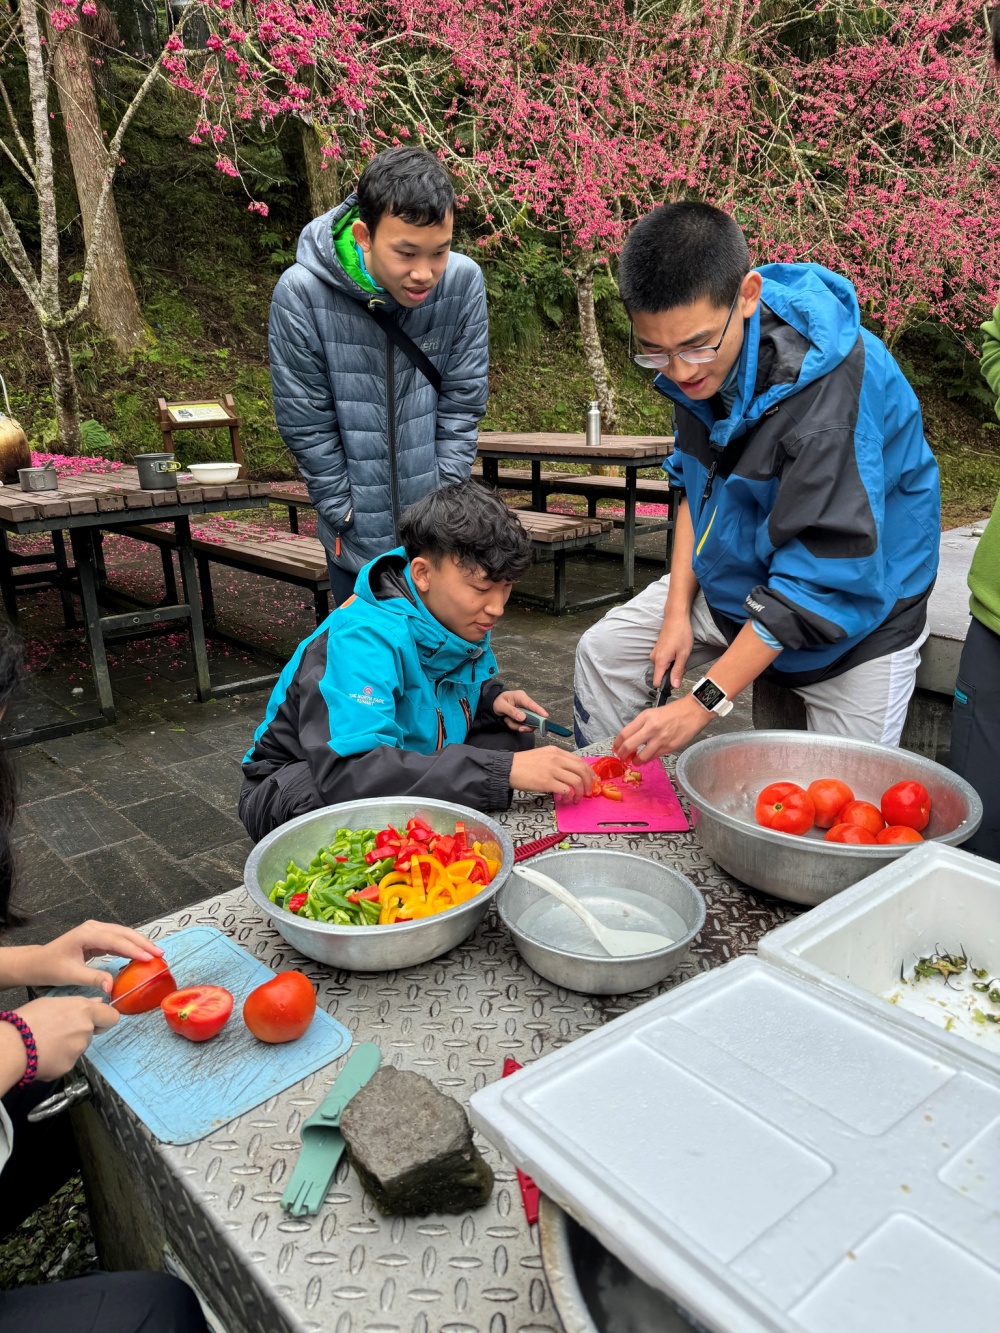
[
  {"x1": 510, "y1": 509, "x2": 612, "y2": 613},
  {"x1": 119, "y1": 520, "x2": 332, "y2": 627}
]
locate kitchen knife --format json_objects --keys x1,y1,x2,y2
[{"x1": 519, "y1": 708, "x2": 573, "y2": 739}]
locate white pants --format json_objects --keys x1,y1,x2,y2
[{"x1": 573, "y1": 575, "x2": 929, "y2": 747}]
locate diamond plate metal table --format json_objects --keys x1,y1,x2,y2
[{"x1": 72, "y1": 773, "x2": 800, "y2": 1333}]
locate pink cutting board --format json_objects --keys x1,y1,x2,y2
[{"x1": 555, "y1": 758, "x2": 690, "y2": 834}]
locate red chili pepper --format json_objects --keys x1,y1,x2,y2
[{"x1": 287, "y1": 892, "x2": 308, "y2": 914}]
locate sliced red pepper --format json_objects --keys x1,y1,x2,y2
[
  {"x1": 287, "y1": 892, "x2": 308, "y2": 913},
  {"x1": 454, "y1": 821, "x2": 468, "y2": 854},
  {"x1": 431, "y1": 834, "x2": 456, "y2": 863},
  {"x1": 347, "y1": 885, "x2": 381, "y2": 903},
  {"x1": 406, "y1": 817, "x2": 434, "y2": 840}
]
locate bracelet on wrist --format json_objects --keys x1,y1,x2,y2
[{"x1": 0, "y1": 1010, "x2": 38, "y2": 1088}]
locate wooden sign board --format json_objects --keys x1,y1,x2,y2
[{"x1": 157, "y1": 394, "x2": 243, "y2": 465}]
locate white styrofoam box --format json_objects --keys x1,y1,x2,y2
[
  {"x1": 758, "y1": 842, "x2": 1000, "y2": 1082},
  {"x1": 470, "y1": 955, "x2": 1000, "y2": 1333}
]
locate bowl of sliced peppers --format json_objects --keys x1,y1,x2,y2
[{"x1": 244, "y1": 798, "x2": 514, "y2": 970}]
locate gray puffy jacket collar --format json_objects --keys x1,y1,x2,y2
[{"x1": 294, "y1": 194, "x2": 403, "y2": 313}]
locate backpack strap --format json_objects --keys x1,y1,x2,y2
[{"x1": 364, "y1": 304, "x2": 443, "y2": 393}]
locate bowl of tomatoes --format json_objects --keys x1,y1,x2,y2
[{"x1": 674, "y1": 731, "x2": 982, "y2": 905}]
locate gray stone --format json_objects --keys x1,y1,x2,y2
[{"x1": 340, "y1": 1067, "x2": 494, "y2": 1216}]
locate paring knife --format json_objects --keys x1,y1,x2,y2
[
  {"x1": 281, "y1": 1042, "x2": 382, "y2": 1217},
  {"x1": 106, "y1": 964, "x2": 177, "y2": 1011},
  {"x1": 519, "y1": 708, "x2": 573, "y2": 739}
]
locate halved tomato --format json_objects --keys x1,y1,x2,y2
[
  {"x1": 161, "y1": 986, "x2": 234, "y2": 1042},
  {"x1": 592, "y1": 756, "x2": 626, "y2": 781}
]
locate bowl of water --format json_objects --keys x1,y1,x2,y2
[{"x1": 496, "y1": 849, "x2": 705, "y2": 995}]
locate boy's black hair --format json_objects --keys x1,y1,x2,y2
[
  {"x1": 356, "y1": 147, "x2": 456, "y2": 236},
  {"x1": 618, "y1": 202, "x2": 750, "y2": 314},
  {"x1": 399, "y1": 481, "x2": 533, "y2": 583}
]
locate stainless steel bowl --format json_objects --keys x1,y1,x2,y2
[
  {"x1": 675, "y1": 731, "x2": 983, "y2": 906},
  {"x1": 496, "y1": 849, "x2": 705, "y2": 995},
  {"x1": 244, "y1": 797, "x2": 513, "y2": 970},
  {"x1": 539, "y1": 1197, "x2": 697, "y2": 1333}
]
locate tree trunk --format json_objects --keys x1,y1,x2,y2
[
  {"x1": 51, "y1": 23, "x2": 149, "y2": 353},
  {"x1": 575, "y1": 255, "x2": 618, "y2": 476},
  {"x1": 300, "y1": 121, "x2": 341, "y2": 217},
  {"x1": 43, "y1": 326, "x2": 83, "y2": 453}
]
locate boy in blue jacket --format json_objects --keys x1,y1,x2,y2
[
  {"x1": 240, "y1": 482, "x2": 594, "y2": 840},
  {"x1": 574, "y1": 202, "x2": 941, "y2": 759}
]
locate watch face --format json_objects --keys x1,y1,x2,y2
[{"x1": 694, "y1": 678, "x2": 726, "y2": 711}]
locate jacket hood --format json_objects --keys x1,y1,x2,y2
[
  {"x1": 354, "y1": 550, "x2": 491, "y2": 680},
  {"x1": 294, "y1": 194, "x2": 402, "y2": 311},
  {"x1": 655, "y1": 263, "x2": 862, "y2": 444}
]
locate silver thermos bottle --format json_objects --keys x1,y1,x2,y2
[{"x1": 585, "y1": 400, "x2": 602, "y2": 447}]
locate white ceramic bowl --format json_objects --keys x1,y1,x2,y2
[{"x1": 186, "y1": 462, "x2": 241, "y2": 484}]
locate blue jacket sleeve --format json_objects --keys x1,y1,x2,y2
[
  {"x1": 302, "y1": 621, "x2": 513, "y2": 810},
  {"x1": 435, "y1": 263, "x2": 488, "y2": 482},
  {"x1": 268, "y1": 276, "x2": 353, "y2": 534}
]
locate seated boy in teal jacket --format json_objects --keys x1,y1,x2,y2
[{"x1": 240, "y1": 482, "x2": 593, "y2": 840}]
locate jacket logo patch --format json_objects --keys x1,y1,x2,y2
[
  {"x1": 350, "y1": 687, "x2": 386, "y2": 707},
  {"x1": 746, "y1": 597, "x2": 766, "y2": 614},
  {"x1": 420, "y1": 338, "x2": 440, "y2": 352}
]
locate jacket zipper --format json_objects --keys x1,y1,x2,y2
[
  {"x1": 435, "y1": 708, "x2": 445, "y2": 751},
  {"x1": 384, "y1": 325, "x2": 401, "y2": 541},
  {"x1": 460, "y1": 697, "x2": 472, "y2": 733}
]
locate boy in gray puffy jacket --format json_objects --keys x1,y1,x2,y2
[{"x1": 269, "y1": 146, "x2": 489, "y2": 603}]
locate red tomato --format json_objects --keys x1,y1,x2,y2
[
  {"x1": 111, "y1": 957, "x2": 177, "y2": 1015},
  {"x1": 755, "y1": 782, "x2": 815, "y2": 836},
  {"x1": 837, "y1": 800, "x2": 886, "y2": 835},
  {"x1": 824, "y1": 823, "x2": 877, "y2": 844},
  {"x1": 592, "y1": 756, "x2": 626, "y2": 781},
  {"x1": 876, "y1": 824, "x2": 924, "y2": 845},
  {"x1": 161, "y1": 986, "x2": 233, "y2": 1042},
  {"x1": 880, "y1": 780, "x2": 931, "y2": 832},
  {"x1": 806, "y1": 778, "x2": 855, "y2": 830},
  {"x1": 243, "y1": 971, "x2": 316, "y2": 1044}
]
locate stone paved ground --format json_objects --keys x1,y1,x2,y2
[{"x1": 2, "y1": 506, "x2": 752, "y2": 1009}]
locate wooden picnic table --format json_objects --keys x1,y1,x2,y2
[
  {"x1": 0, "y1": 466, "x2": 271, "y2": 743},
  {"x1": 71, "y1": 750, "x2": 799, "y2": 1333},
  {"x1": 477, "y1": 433, "x2": 672, "y2": 607}
]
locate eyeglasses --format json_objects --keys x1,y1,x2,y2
[{"x1": 629, "y1": 285, "x2": 743, "y2": 370}]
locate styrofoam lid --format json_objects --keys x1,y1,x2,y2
[{"x1": 470, "y1": 956, "x2": 1000, "y2": 1333}]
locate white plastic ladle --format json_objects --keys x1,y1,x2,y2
[{"x1": 514, "y1": 864, "x2": 674, "y2": 957}]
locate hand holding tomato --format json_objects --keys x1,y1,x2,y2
[
  {"x1": 755, "y1": 782, "x2": 815, "y2": 835},
  {"x1": 880, "y1": 780, "x2": 931, "y2": 831},
  {"x1": 111, "y1": 956, "x2": 178, "y2": 1014},
  {"x1": 243, "y1": 971, "x2": 316, "y2": 1043}
]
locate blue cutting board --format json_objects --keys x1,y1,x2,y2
[{"x1": 62, "y1": 926, "x2": 352, "y2": 1145}]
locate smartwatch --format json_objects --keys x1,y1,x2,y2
[{"x1": 691, "y1": 676, "x2": 734, "y2": 717}]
